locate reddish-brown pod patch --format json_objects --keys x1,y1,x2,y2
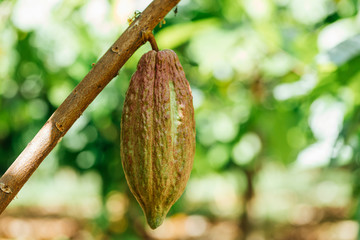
[{"x1": 120, "y1": 50, "x2": 195, "y2": 229}]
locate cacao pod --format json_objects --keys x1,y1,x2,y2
[{"x1": 120, "y1": 49, "x2": 196, "y2": 229}]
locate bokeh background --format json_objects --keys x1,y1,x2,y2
[{"x1": 1, "y1": 0, "x2": 360, "y2": 239}]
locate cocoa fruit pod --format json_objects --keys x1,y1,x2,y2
[{"x1": 120, "y1": 49, "x2": 195, "y2": 229}]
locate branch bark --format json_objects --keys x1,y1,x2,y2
[{"x1": 0, "y1": 0, "x2": 181, "y2": 214}]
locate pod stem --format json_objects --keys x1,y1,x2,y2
[{"x1": 142, "y1": 30, "x2": 159, "y2": 51}]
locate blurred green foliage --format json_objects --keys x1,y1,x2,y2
[{"x1": 1, "y1": 0, "x2": 360, "y2": 239}]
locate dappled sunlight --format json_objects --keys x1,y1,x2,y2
[
  {"x1": 232, "y1": 132, "x2": 262, "y2": 166},
  {"x1": 273, "y1": 72, "x2": 317, "y2": 101},
  {"x1": 296, "y1": 96, "x2": 346, "y2": 168},
  {"x1": 2, "y1": 0, "x2": 360, "y2": 239},
  {"x1": 289, "y1": 0, "x2": 332, "y2": 25},
  {"x1": 318, "y1": 19, "x2": 358, "y2": 51},
  {"x1": 0, "y1": 216, "x2": 80, "y2": 239},
  {"x1": 106, "y1": 191, "x2": 129, "y2": 222},
  {"x1": 148, "y1": 215, "x2": 239, "y2": 240},
  {"x1": 185, "y1": 173, "x2": 242, "y2": 217}
]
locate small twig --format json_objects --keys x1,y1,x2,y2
[{"x1": 0, "y1": 0, "x2": 181, "y2": 215}]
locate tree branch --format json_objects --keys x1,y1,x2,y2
[{"x1": 0, "y1": 0, "x2": 181, "y2": 215}]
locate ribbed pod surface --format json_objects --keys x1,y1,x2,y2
[{"x1": 120, "y1": 50, "x2": 195, "y2": 229}]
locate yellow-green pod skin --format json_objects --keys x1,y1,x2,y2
[{"x1": 120, "y1": 50, "x2": 195, "y2": 229}]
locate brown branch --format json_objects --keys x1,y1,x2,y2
[{"x1": 0, "y1": 0, "x2": 181, "y2": 215}]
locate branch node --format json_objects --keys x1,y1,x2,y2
[
  {"x1": 111, "y1": 46, "x2": 120, "y2": 55},
  {"x1": 55, "y1": 122, "x2": 65, "y2": 132},
  {"x1": 0, "y1": 183, "x2": 12, "y2": 194}
]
